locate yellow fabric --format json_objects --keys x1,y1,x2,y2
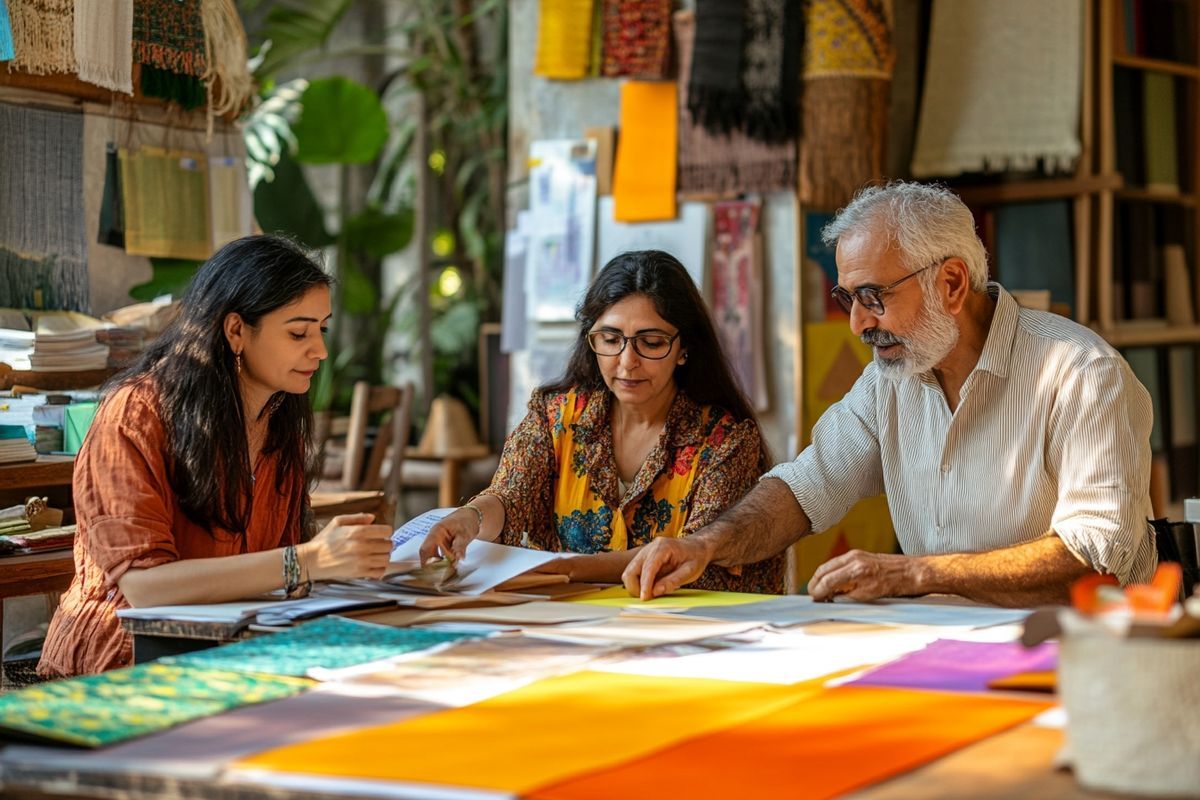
[
  {"x1": 534, "y1": 0, "x2": 595, "y2": 79},
  {"x1": 612, "y1": 81, "x2": 677, "y2": 222},
  {"x1": 235, "y1": 670, "x2": 823, "y2": 792},
  {"x1": 803, "y1": 0, "x2": 895, "y2": 80},
  {"x1": 565, "y1": 586, "x2": 773, "y2": 608},
  {"x1": 120, "y1": 146, "x2": 213, "y2": 260},
  {"x1": 553, "y1": 389, "x2": 705, "y2": 551}
]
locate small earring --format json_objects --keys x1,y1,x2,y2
[
  {"x1": 235, "y1": 351, "x2": 242, "y2": 375},
  {"x1": 680, "y1": 352, "x2": 688, "y2": 363}
]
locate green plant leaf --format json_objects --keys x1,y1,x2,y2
[
  {"x1": 253, "y1": 148, "x2": 333, "y2": 248},
  {"x1": 429, "y1": 300, "x2": 479, "y2": 354},
  {"x1": 342, "y1": 206, "x2": 414, "y2": 259},
  {"x1": 252, "y1": 0, "x2": 354, "y2": 81},
  {"x1": 293, "y1": 77, "x2": 389, "y2": 165},
  {"x1": 129, "y1": 259, "x2": 202, "y2": 302},
  {"x1": 340, "y1": 259, "x2": 378, "y2": 314}
]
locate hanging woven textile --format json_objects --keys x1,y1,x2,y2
[
  {"x1": 6, "y1": 0, "x2": 74, "y2": 75},
  {"x1": 687, "y1": 0, "x2": 744, "y2": 136},
  {"x1": 120, "y1": 145, "x2": 212, "y2": 261},
  {"x1": 534, "y1": 0, "x2": 595, "y2": 79},
  {"x1": 0, "y1": 0, "x2": 14, "y2": 62},
  {"x1": 0, "y1": 103, "x2": 88, "y2": 310},
  {"x1": 799, "y1": 0, "x2": 895, "y2": 210},
  {"x1": 200, "y1": 0, "x2": 255, "y2": 137},
  {"x1": 675, "y1": 10, "x2": 796, "y2": 196},
  {"x1": 74, "y1": 0, "x2": 133, "y2": 94},
  {"x1": 600, "y1": 0, "x2": 671, "y2": 79},
  {"x1": 710, "y1": 199, "x2": 767, "y2": 410},
  {"x1": 133, "y1": 0, "x2": 207, "y2": 107}
]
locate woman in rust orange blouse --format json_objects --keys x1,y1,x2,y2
[
  {"x1": 421, "y1": 250, "x2": 785, "y2": 593},
  {"x1": 40, "y1": 236, "x2": 394, "y2": 678}
]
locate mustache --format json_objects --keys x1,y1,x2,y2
[{"x1": 861, "y1": 329, "x2": 904, "y2": 347}]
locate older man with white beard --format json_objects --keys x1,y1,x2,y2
[{"x1": 623, "y1": 181, "x2": 1157, "y2": 608}]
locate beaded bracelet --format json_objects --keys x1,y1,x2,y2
[{"x1": 283, "y1": 544, "x2": 311, "y2": 599}]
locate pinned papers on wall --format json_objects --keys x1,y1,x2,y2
[{"x1": 526, "y1": 139, "x2": 598, "y2": 322}]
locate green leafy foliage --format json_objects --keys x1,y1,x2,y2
[
  {"x1": 252, "y1": 148, "x2": 333, "y2": 248},
  {"x1": 128, "y1": 259, "x2": 203, "y2": 302},
  {"x1": 248, "y1": 0, "x2": 355, "y2": 81},
  {"x1": 342, "y1": 206, "x2": 414, "y2": 259},
  {"x1": 293, "y1": 77, "x2": 389, "y2": 165}
]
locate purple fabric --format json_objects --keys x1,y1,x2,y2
[{"x1": 849, "y1": 639, "x2": 1058, "y2": 693}]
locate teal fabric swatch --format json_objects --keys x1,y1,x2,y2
[
  {"x1": 166, "y1": 616, "x2": 480, "y2": 677},
  {"x1": 0, "y1": 662, "x2": 309, "y2": 748},
  {"x1": 0, "y1": 0, "x2": 12, "y2": 62}
]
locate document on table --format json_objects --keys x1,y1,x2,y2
[
  {"x1": 679, "y1": 595, "x2": 1032, "y2": 628},
  {"x1": 521, "y1": 613, "x2": 764, "y2": 647},
  {"x1": 391, "y1": 507, "x2": 455, "y2": 549},
  {"x1": 381, "y1": 538, "x2": 569, "y2": 596}
]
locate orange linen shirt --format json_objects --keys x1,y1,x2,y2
[{"x1": 39, "y1": 380, "x2": 305, "y2": 678}]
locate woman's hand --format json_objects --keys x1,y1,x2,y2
[
  {"x1": 419, "y1": 507, "x2": 483, "y2": 564},
  {"x1": 300, "y1": 513, "x2": 394, "y2": 581}
]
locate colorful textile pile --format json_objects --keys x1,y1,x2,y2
[
  {"x1": 674, "y1": 11, "x2": 796, "y2": 196},
  {"x1": 5, "y1": 0, "x2": 74, "y2": 74},
  {"x1": 74, "y1": 0, "x2": 133, "y2": 94},
  {"x1": 0, "y1": 102, "x2": 88, "y2": 311},
  {"x1": 800, "y1": 0, "x2": 895, "y2": 209},
  {"x1": 687, "y1": 0, "x2": 801, "y2": 143},
  {"x1": 600, "y1": 0, "x2": 671, "y2": 78},
  {"x1": 534, "y1": 0, "x2": 596, "y2": 79}
]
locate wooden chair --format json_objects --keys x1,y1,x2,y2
[{"x1": 310, "y1": 381, "x2": 415, "y2": 529}]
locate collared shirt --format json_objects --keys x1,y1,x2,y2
[
  {"x1": 482, "y1": 387, "x2": 786, "y2": 593},
  {"x1": 767, "y1": 284, "x2": 1157, "y2": 585}
]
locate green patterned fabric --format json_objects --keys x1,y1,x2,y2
[
  {"x1": 0, "y1": 663, "x2": 309, "y2": 748},
  {"x1": 132, "y1": 0, "x2": 206, "y2": 77},
  {"x1": 166, "y1": 616, "x2": 480, "y2": 678}
]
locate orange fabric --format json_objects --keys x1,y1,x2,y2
[
  {"x1": 529, "y1": 686, "x2": 1053, "y2": 800},
  {"x1": 236, "y1": 671, "x2": 825, "y2": 792},
  {"x1": 39, "y1": 380, "x2": 304, "y2": 678},
  {"x1": 612, "y1": 80, "x2": 677, "y2": 222}
]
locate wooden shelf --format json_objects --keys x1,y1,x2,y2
[
  {"x1": 1112, "y1": 54, "x2": 1200, "y2": 79},
  {"x1": 0, "y1": 455, "x2": 73, "y2": 493},
  {"x1": 954, "y1": 174, "x2": 1121, "y2": 205},
  {"x1": 1099, "y1": 323, "x2": 1200, "y2": 347},
  {"x1": 1115, "y1": 188, "x2": 1198, "y2": 206}
]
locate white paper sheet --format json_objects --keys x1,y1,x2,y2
[
  {"x1": 521, "y1": 613, "x2": 763, "y2": 647},
  {"x1": 596, "y1": 196, "x2": 708, "y2": 288},
  {"x1": 391, "y1": 507, "x2": 455, "y2": 551},
  {"x1": 388, "y1": 538, "x2": 566, "y2": 596}
]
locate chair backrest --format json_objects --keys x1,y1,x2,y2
[{"x1": 341, "y1": 380, "x2": 415, "y2": 499}]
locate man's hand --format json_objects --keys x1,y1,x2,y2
[
  {"x1": 808, "y1": 549, "x2": 923, "y2": 602},
  {"x1": 622, "y1": 536, "x2": 714, "y2": 601}
]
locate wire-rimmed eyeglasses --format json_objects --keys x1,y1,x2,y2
[
  {"x1": 830, "y1": 259, "x2": 948, "y2": 315},
  {"x1": 587, "y1": 330, "x2": 679, "y2": 360}
]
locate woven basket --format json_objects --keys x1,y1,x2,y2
[{"x1": 1058, "y1": 633, "x2": 1200, "y2": 797}]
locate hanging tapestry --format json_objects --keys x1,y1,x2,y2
[
  {"x1": 600, "y1": 0, "x2": 671, "y2": 79},
  {"x1": 6, "y1": 0, "x2": 74, "y2": 74},
  {"x1": 711, "y1": 199, "x2": 768, "y2": 411},
  {"x1": 799, "y1": 0, "x2": 895, "y2": 210},
  {"x1": 910, "y1": 0, "x2": 1082, "y2": 177},
  {"x1": 675, "y1": 11, "x2": 796, "y2": 196},
  {"x1": 687, "y1": 0, "x2": 745, "y2": 136},
  {"x1": 132, "y1": 0, "x2": 205, "y2": 76},
  {"x1": 0, "y1": 102, "x2": 88, "y2": 311},
  {"x1": 534, "y1": 0, "x2": 595, "y2": 79},
  {"x1": 74, "y1": 0, "x2": 133, "y2": 94},
  {"x1": 611, "y1": 80, "x2": 677, "y2": 222},
  {"x1": 0, "y1": 0, "x2": 14, "y2": 61},
  {"x1": 120, "y1": 145, "x2": 213, "y2": 260}
]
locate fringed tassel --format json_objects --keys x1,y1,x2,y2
[
  {"x1": 0, "y1": 248, "x2": 89, "y2": 312},
  {"x1": 799, "y1": 77, "x2": 890, "y2": 210},
  {"x1": 200, "y1": 0, "x2": 255, "y2": 141},
  {"x1": 8, "y1": 0, "x2": 74, "y2": 75}
]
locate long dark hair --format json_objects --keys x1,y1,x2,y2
[
  {"x1": 543, "y1": 250, "x2": 771, "y2": 469},
  {"x1": 109, "y1": 235, "x2": 332, "y2": 537}
]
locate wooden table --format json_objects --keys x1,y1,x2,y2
[
  {"x1": 404, "y1": 445, "x2": 492, "y2": 507},
  {"x1": 0, "y1": 455, "x2": 73, "y2": 493}
]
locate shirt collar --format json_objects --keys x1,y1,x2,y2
[{"x1": 973, "y1": 282, "x2": 1019, "y2": 379}]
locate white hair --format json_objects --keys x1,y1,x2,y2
[{"x1": 821, "y1": 181, "x2": 990, "y2": 292}]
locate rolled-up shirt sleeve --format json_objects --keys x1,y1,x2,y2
[
  {"x1": 1048, "y1": 355, "x2": 1157, "y2": 585},
  {"x1": 764, "y1": 365, "x2": 885, "y2": 533},
  {"x1": 74, "y1": 412, "x2": 178, "y2": 587}
]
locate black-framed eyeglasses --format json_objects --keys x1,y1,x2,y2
[
  {"x1": 587, "y1": 330, "x2": 680, "y2": 360},
  {"x1": 830, "y1": 259, "x2": 947, "y2": 315}
]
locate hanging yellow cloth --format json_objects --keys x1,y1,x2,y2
[
  {"x1": 534, "y1": 0, "x2": 595, "y2": 79},
  {"x1": 612, "y1": 80, "x2": 677, "y2": 222},
  {"x1": 235, "y1": 671, "x2": 825, "y2": 793},
  {"x1": 120, "y1": 146, "x2": 213, "y2": 261}
]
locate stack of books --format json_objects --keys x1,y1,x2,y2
[{"x1": 94, "y1": 327, "x2": 145, "y2": 368}]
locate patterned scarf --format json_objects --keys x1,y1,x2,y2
[
  {"x1": 74, "y1": 0, "x2": 133, "y2": 94},
  {"x1": 799, "y1": 0, "x2": 895, "y2": 209},
  {"x1": 132, "y1": 0, "x2": 206, "y2": 77},
  {"x1": 710, "y1": 199, "x2": 766, "y2": 410},
  {"x1": 6, "y1": 0, "x2": 74, "y2": 74},
  {"x1": 675, "y1": 10, "x2": 796, "y2": 196},
  {"x1": 0, "y1": 102, "x2": 88, "y2": 310},
  {"x1": 600, "y1": 0, "x2": 671, "y2": 78}
]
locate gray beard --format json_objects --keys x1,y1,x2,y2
[{"x1": 863, "y1": 292, "x2": 960, "y2": 381}]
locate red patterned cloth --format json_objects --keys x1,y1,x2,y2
[{"x1": 600, "y1": 0, "x2": 672, "y2": 78}]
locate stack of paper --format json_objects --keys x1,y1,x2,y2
[
  {"x1": 29, "y1": 313, "x2": 110, "y2": 372},
  {"x1": 0, "y1": 326, "x2": 34, "y2": 371},
  {"x1": 0, "y1": 424, "x2": 36, "y2": 465}
]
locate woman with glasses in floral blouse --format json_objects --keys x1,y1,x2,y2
[{"x1": 420, "y1": 250, "x2": 785, "y2": 593}]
